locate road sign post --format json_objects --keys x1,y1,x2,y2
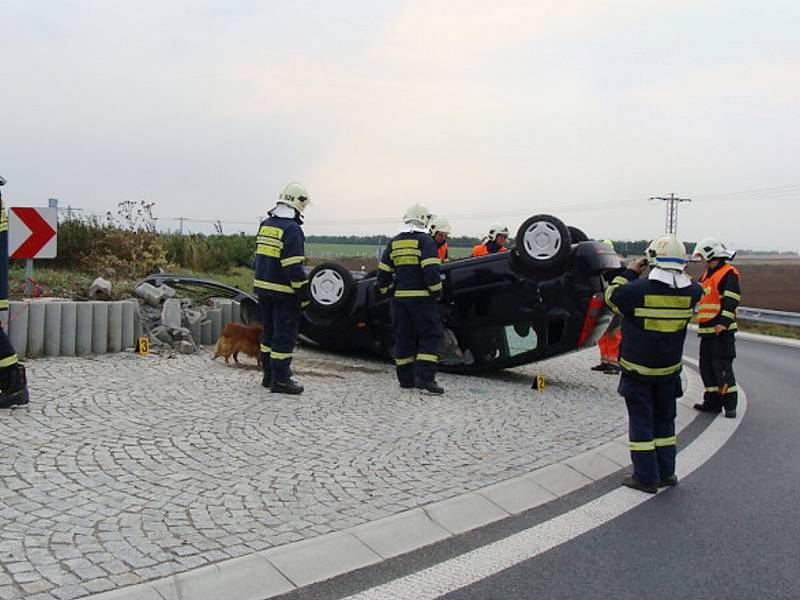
[{"x1": 8, "y1": 206, "x2": 58, "y2": 297}]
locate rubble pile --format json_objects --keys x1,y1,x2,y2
[{"x1": 134, "y1": 282, "x2": 238, "y2": 354}]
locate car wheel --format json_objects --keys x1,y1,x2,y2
[
  {"x1": 308, "y1": 262, "x2": 355, "y2": 313},
  {"x1": 515, "y1": 214, "x2": 572, "y2": 270},
  {"x1": 568, "y1": 226, "x2": 589, "y2": 243}
]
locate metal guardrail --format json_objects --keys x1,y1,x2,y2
[{"x1": 738, "y1": 307, "x2": 800, "y2": 327}]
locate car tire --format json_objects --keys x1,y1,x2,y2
[
  {"x1": 515, "y1": 214, "x2": 572, "y2": 270},
  {"x1": 308, "y1": 262, "x2": 355, "y2": 313},
  {"x1": 567, "y1": 226, "x2": 589, "y2": 243}
]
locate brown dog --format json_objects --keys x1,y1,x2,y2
[{"x1": 213, "y1": 323, "x2": 263, "y2": 367}]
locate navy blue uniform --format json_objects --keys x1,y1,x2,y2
[
  {"x1": 376, "y1": 231, "x2": 443, "y2": 386},
  {"x1": 606, "y1": 269, "x2": 703, "y2": 486},
  {"x1": 253, "y1": 215, "x2": 308, "y2": 383}
]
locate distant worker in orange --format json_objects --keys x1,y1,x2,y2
[
  {"x1": 429, "y1": 216, "x2": 451, "y2": 263},
  {"x1": 471, "y1": 223, "x2": 510, "y2": 257},
  {"x1": 592, "y1": 239, "x2": 623, "y2": 374}
]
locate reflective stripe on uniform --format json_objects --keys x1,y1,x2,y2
[
  {"x1": 644, "y1": 294, "x2": 692, "y2": 308},
  {"x1": 629, "y1": 440, "x2": 655, "y2": 451},
  {"x1": 416, "y1": 353, "x2": 438, "y2": 362},
  {"x1": 420, "y1": 257, "x2": 441, "y2": 268},
  {"x1": 259, "y1": 225, "x2": 284, "y2": 239},
  {"x1": 378, "y1": 262, "x2": 393, "y2": 272},
  {"x1": 290, "y1": 279, "x2": 308, "y2": 289},
  {"x1": 254, "y1": 279, "x2": 294, "y2": 294},
  {"x1": 395, "y1": 356, "x2": 414, "y2": 366},
  {"x1": 611, "y1": 276, "x2": 628, "y2": 286},
  {"x1": 723, "y1": 385, "x2": 738, "y2": 394},
  {"x1": 634, "y1": 307, "x2": 693, "y2": 319},
  {"x1": 281, "y1": 255, "x2": 305, "y2": 267},
  {"x1": 604, "y1": 286, "x2": 623, "y2": 316},
  {"x1": 271, "y1": 351, "x2": 293, "y2": 360},
  {"x1": 428, "y1": 282, "x2": 443, "y2": 292},
  {"x1": 723, "y1": 290, "x2": 741, "y2": 300},
  {"x1": 391, "y1": 239, "x2": 419, "y2": 249},
  {"x1": 256, "y1": 245, "x2": 281, "y2": 258},
  {"x1": 620, "y1": 357, "x2": 682, "y2": 377},
  {"x1": 379, "y1": 285, "x2": 391, "y2": 294},
  {"x1": 705, "y1": 385, "x2": 719, "y2": 392},
  {"x1": 696, "y1": 325, "x2": 717, "y2": 334},
  {"x1": 260, "y1": 344, "x2": 271, "y2": 353},
  {"x1": 0, "y1": 354, "x2": 18, "y2": 368},
  {"x1": 721, "y1": 310, "x2": 736, "y2": 319},
  {"x1": 654, "y1": 436, "x2": 676, "y2": 447},
  {"x1": 643, "y1": 318, "x2": 688, "y2": 332},
  {"x1": 0, "y1": 299, "x2": 8, "y2": 310},
  {"x1": 395, "y1": 289, "x2": 430, "y2": 298}
]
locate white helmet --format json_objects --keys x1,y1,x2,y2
[
  {"x1": 403, "y1": 203, "x2": 432, "y2": 226},
  {"x1": 429, "y1": 216, "x2": 451, "y2": 237},
  {"x1": 646, "y1": 234, "x2": 687, "y2": 271},
  {"x1": 277, "y1": 182, "x2": 310, "y2": 213},
  {"x1": 487, "y1": 223, "x2": 509, "y2": 242},
  {"x1": 692, "y1": 237, "x2": 733, "y2": 261}
]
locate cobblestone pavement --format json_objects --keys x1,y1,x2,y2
[{"x1": 0, "y1": 346, "x2": 624, "y2": 600}]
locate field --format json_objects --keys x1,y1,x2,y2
[{"x1": 686, "y1": 257, "x2": 800, "y2": 312}]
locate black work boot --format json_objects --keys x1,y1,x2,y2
[
  {"x1": 416, "y1": 379, "x2": 445, "y2": 395},
  {"x1": 0, "y1": 364, "x2": 29, "y2": 409},
  {"x1": 724, "y1": 409, "x2": 737, "y2": 419},
  {"x1": 659, "y1": 475, "x2": 678, "y2": 488},
  {"x1": 271, "y1": 379, "x2": 304, "y2": 395},
  {"x1": 261, "y1": 371, "x2": 271, "y2": 389},
  {"x1": 399, "y1": 381, "x2": 415, "y2": 389},
  {"x1": 622, "y1": 476, "x2": 658, "y2": 494},
  {"x1": 693, "y1": 403, "x2": 722, "y2": 414}
]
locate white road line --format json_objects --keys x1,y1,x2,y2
[{"x1": 344, "y1": 380, "x2": 746, "y2": 600}]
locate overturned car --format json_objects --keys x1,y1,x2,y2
[
  {"x1": 301, "y1": 214, "x2": 620, "y2": 373},
  {"x1": 143, "y1": 215, "x2": 620, "y2": 374}
]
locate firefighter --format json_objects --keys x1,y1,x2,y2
[
  {"x1": 592, "y1": 240, "x2": 623, "y2": 374},
  {"x1": 605, "y1": 234, "x2": 703, "y2": 493},
  {"x1": 377, "y1": 203, "x2": 445, "y2": 394},
  {"x1": 429, "y1": 216, "x2": 451, "y2": 263},
  {"x1": 0, "y1": 175, "x2": 29, "y2": 409},
  {"x1": 471, "y1": 223, "x2": 510, "y2": 256},
  {"x1": 254, "y1": 182, "x2": 310, "y2": 395},
  {"x1": 692, "y1": 238, "x2": 740, "y2": 418}
]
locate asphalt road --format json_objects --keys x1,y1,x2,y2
[
  {"x1": 280, "y1": 336, "x2": 799, "y2": 600},
  {"x1": 439, "y1": 336, "x2": 800, "y2": 600}
]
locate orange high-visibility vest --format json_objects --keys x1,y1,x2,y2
[
  {"x1": 471, "y1": 244, "x2": 508, "y2": 257},
  {"x1": 697, "y1": 264, "x2": 740, "y2": 323},
  {"x1": 437, "y1": 242, "x2": 449, "y2": 262}
]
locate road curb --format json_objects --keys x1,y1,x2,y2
[{"x1": 85, "y1": 367, "x2": 705, "y2": 600}]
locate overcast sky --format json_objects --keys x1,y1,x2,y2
[{"x1": 2, "y1": 1, "x2": 798, "y2": 250}]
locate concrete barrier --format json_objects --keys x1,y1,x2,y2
[
  {"x1": 76, "y1": 302, "x2": 93, "y2": 355},
  {"x1": 60, "y1": 302, "x2": 77, "y2": 356},
  {"x1": 27, "y1": 302, "x2": 46, "y2": 357},
  {"x1": 5, "y1": 299, "x2": 238, "y2": 358},
  {"x1": 44, "y1": 303, "x2": 62, "y2": 357},
  {"x1": 91, "y1": 302, "x2": 109, "y2": 354},
  {"x1": 8, "y1": 302, "x2": 29, "y2": 357}
]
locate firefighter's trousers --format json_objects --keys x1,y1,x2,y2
[
  {"x1": 699, "y1": 333, "x2": 737, "y2": 412},
  {"x1": 258, "y1": 292, "x2": 301, "y2": 383},
  {"x1": 619, "y1": 373, "x2": 681, "y2": 486},
  {"x1": 392, "y1": 298, "x2": 443, "y2": 386}
]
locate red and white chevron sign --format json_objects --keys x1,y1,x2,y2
[{"x1": 9, "y1": 207, "x2": 58, "y2": 259}]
